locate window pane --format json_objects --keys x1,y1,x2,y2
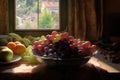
[{"x1": 16, "y1": 0, "x2": 59, "y2": 30}]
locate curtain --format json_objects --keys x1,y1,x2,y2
[
  {"x1": 0, "y1": 0, "x2": 9, "y2": 35},
  {"x1": 68, "y1": 0, "x2": 103, "y2": 41}
]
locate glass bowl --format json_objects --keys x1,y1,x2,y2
[{"x1": 34, "y1": 55, "x2": 91, "y2": 67}]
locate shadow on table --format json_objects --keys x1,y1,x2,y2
[
  {"x1": 31, "y1": 63, "x2": 109, "y2": 80},
  {"x1": 0, "y1": 62, "x2": 120, "y2": 80}
]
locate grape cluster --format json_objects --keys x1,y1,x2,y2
[{"x1": 32, "y1": 31, "x2": 97, "y2": 60}]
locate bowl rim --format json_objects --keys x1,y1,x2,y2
[{"x1": 36, "y1": 55, "x2": 91, "y2": 61}]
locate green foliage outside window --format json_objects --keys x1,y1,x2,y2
[
  {"x1": 25, "y1": 21, "x2": 31, "y2": 29},
  {"x1": 39, "y1": 8, "x2": 54, "y2": 29},
  {"x1": 16, "y1": 0, "x2": 59, "y2": 29}
]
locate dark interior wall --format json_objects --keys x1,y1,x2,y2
[
  {"x1": 105, "y1": 0, "x2": 120, "y2": 14},
  {"x1": 103, "y1": 0, "x2": 120, "y2": 38}
]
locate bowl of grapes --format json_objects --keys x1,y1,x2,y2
[{"x1": 32, "y1": 31, "x2": 97, "y2": 67}]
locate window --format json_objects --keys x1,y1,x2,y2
[
  {"x1": 8, "y1": 0, "x2": 68, "y2": 36},
  {"x1": 16, "y1": 0, "x2": 59, "y2": 30}
]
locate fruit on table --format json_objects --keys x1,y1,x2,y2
[
  {"x1": 20, "y1": 37, "x2": 31, "y2": 47},
  {"x1": 0, "y1": 46, "x2": 13, "y2": 62},
  {"x1": 7, "y1": 42, "x2": 16, "y2": 51},
  {"x1": 7, "y1": 41, "x2": 26, "y2": 55},
  {"x1": 32, "y1": 31, "x2": 97, "y2": 59},
  {"x1": 8, "y1": 33, "x2": 22, "y2": 41},
  {"x1": 14, "y1": 43, "x2": 26, "y2": 55},
  {"x1": 21, "y1": 45, "x2": 39, "y2": 64},
  {"x1": 0, "y1": 39, "x2": 8, "y2": 46}
]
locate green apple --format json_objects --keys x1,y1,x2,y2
[{"x1": 0, "y1": 46, "x2": 13, "y2": 62}]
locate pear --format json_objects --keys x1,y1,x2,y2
[{"x1": 0, "y1": 46, "x2": 13, "y2": 62}]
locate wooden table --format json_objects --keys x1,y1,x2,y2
[{"x1": 0, "y1": 57, "x2": 119, "y2": 80}]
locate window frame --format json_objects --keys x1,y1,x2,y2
[{"x1": 8, "y1": 0, "x2": 68, "y2": 37}]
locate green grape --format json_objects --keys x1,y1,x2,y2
[
  {"x1": 21, "y1": 37, "x2": 31, "y2": 47},
  {"x1": 55, "y1": 34, "x2": 61, "y2": 41},
  {"x1": 21, "y1": 45, "x2": 39, "y2": 64},
  {"x1": 53, "y1": 38, "x2": 58, "y2": 44},
  {"x1": 40, "y1": 35, "x2": 46, "y2": 41},
  {"x1": 22, "y1": 55, "x2": 39, "y2": 64}
]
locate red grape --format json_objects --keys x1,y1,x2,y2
[
  {"x1": 77, "y1": 41, "x2": 83, "y2": 45},
  {"x1": 33, "y1": 41, "x2": 39, "y2": 47},
  {"x1": 81, "y1": 41, "x2": 91, "y2": 48},
  {"x1": 46, "y1": 34, "x2": 50, "y2": 39},
  {"x1": 60, "y1": 33, "x2": 65, "y2": 40},
  {"x1": 68, "y1": 36, "x2": 74, "y2": 40},
  {"x1": 44, "y1": 47, "x2": 49, "y2": 52},
  {"x1": 60, "y1": 32, "x2": 69, "y2": 40},
  {"x1": 47, "y1": 35, "x2": 54, "y2": 41},
  {"x1": 52, "y1": 31, "x2": 58, "y2": 37},
  {"x1": 89, "y1": 45, "x2": 97, "y2": 53},
  {"x1": 37, "y1": 44, "x2": 43, "y2": 51},
  {"x1": 44, "y1": 39, "x2": 49, "y2": 45},
  {"x1": 64, "y1": 32, "x2": 69, "y2": 37}
]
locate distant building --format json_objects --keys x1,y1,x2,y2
[{"x1": 42, "y1": 1, "x2": 59, "y2": 13}]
